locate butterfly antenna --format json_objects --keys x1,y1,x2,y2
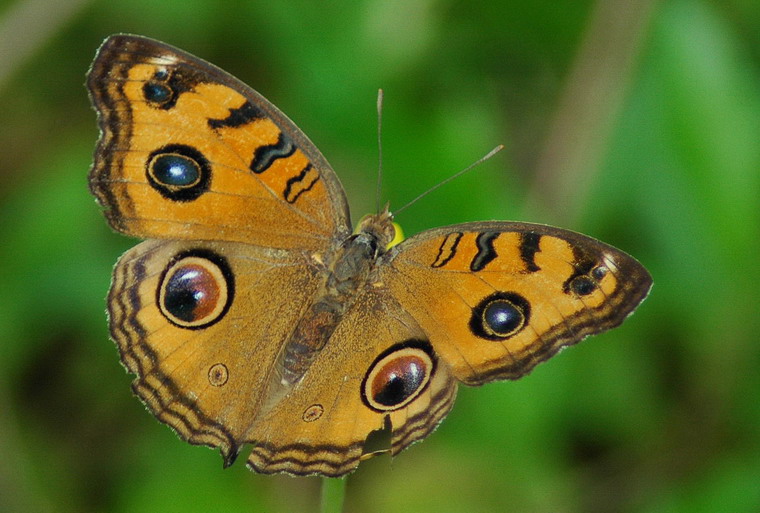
[
  {"x1": 394, "y1": 144, "x2": 505, "y2": 215},
  {"x1": 375, "y1": 89, "x2": 384, "y2": 214}
]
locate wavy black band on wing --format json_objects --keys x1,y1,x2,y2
[
  {"x1": 283, "y1": 164, "x2": 319, "y2": 204},
  {"x1": 519, "y1": 232, "x2": 541, "y2": 272},
  {"x1": 250, "y1": 132, "x2": 296, "y2": 174},
  {"x1": 208, "y1": 101, "x2": 266, "y2": 129},
  {"x1": 431, "y1": 232, "x2": 463, "y2": 268},
  {"x1": 470, "y1": 231, "x2": 499, "y2": 272}
]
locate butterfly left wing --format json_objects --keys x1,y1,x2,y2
[
  {"x1": 379, "y1": 221, "x2": 652, "y2": 385},
  {"x1": 106, "y1": 238, "x2": 331, "y2": 467},
  {"x1": 88, "y1": 34, "x2": 351, "y2": 249}
]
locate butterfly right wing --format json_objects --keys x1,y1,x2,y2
[
  {"x1": 380, "y1": 221, "x2": 652, "y2": 386},
  {"x1": 240, "y1": 284, "x2": 458, "y2": 476}
]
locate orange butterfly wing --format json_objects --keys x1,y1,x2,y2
[
  {"x1": 382, "y1": 222, "x2": 652, "y2": 385},
  {"x1": 88, "y1": 34, "x2": 351, "y2": 250}
]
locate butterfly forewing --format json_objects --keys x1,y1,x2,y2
[
  {"x1": 88, "y1": 34, "x2": 351, "y2": 250},
  {"x1": 382, "y1": 222, "x2": 652, "y2": 385}
]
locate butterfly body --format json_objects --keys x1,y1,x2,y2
[
  {"x1": 279, "y1": 209, "x2": 394, "y2": 386},
  {"x1": 88, "y1": 34, "x2": 651, "y2": 476}
]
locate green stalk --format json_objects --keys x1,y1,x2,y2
[{"x1": 319, "y1": 477, "x2": 347, "y2": 513}]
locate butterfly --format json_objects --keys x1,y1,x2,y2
[{"x1": 87, "y1": 34, "x2": 652, "y2": 477}]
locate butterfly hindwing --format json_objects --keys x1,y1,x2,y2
[
  {"x1": 108, "y1": 239, "x2": 323, "y2": 465},
  {"x1": 243, "y1": 287, "x2": 457, "y2": 476}
]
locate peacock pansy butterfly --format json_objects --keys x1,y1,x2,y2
[{"x1": 87, "y1": 34, "x2": 652, "y2": 477}]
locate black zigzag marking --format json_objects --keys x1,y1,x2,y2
[
  {"x1": 250, "y1": 132, "x2": 296, "y2": 174},
  {"x1": 470, "y1": 231, "x2": 499, "y2": 272}
]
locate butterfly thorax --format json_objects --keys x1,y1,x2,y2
[{"x1": 278, "y1": 209, "x2": 396, "y2": 385}]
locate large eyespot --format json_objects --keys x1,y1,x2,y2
[
  {"x1": 158, "y1": 250, "x2": 234, "y2": 329},
  {"x1": 469, "y1": 292, "x2": 530, "y2": 340},
  {"x1": 362, "y1": 341, "x2": 434, "y2": 412},
  {"x1": 146, "y1": 144, "x2": 211, "y2": 202}
]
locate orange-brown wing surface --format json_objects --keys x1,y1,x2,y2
[
  {"x1": 381, "y1": 221, "x2": 652, "y2": 385},
  {"x1": 88, "y1": 34, "x2": 351, "y2": 250}
]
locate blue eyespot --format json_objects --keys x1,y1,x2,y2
[
  {"x1": 483, "y1": 300, "x2": 523, "y2": 336},
  {"x1": 151, "y1": 154, "x2": 200, "y2": 187},
  {"x1": 470, "y1": 292, "x2": 530, "y2": 340},
  {"x1": 143, "y1": 82, "x2": 173, "y2": 104},
  {"x1": 146, "y1": 144, "x2": 211, "y2": 202}
]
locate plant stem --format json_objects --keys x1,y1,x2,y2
[{"x1": 319, "y1": 477, "x2": 347, "y2": 513}]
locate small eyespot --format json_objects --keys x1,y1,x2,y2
[
  {"x1": 302, "y1": 404, "x2": 324, "y2": 422},
  {"x1": 470, "y1": 292, "x2": 530, "y2": 340},
  {"x1": 208, "y1": 363, "x2": 229, "y2": 386},
  {"x1": 158, "y1": 250, "x2": 234, "y2": 329},
  {"x1": 146, "y1": 144, "x2": 211, "y2": 201},
  {"x1": 570, "y1": 275, "x2": 597, "y2": 296},
  {"x1": 143, "y1": 69, "x2": 175, "y2": 107},
  {"x1": 362, "y1": 342, "x2": 434, "y2": 412},
  {"x1": 592, "y1": 265, "x2": 608, "y2": 280},
  {"x1": 143, "y1": 81, "x2": 173, "y2": 105}
]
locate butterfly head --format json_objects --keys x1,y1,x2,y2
[
  {"x1": 355, "y1": 204, "x2": 405, "y2": 253},
  {"x1": 354, "y1": 205, "x2": 399, "y2": 254}
]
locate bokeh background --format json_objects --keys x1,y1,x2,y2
[{"x1": 1, "y1": 0, "x2": 758, "y2": 511}]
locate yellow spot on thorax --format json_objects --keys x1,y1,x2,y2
[
  {"x1": 355, "y1": 214, "x2": 405, "y2": 249},
  {"x1": 388, "y1": 222, "x2": 404, "y2": 248}
]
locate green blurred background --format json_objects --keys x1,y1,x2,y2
[{"x1": 1, "y1": 0, "x2": 758, "y2": 511}]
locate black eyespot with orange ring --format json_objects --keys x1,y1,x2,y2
[
  {"x1": 362, "y1": 340, "x2": 435, "y2": 412},
  {"x1": 157, "y1": 249, "x2": 234, "y2": 329}
]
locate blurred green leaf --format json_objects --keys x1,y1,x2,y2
[{"x1": 1, "y1": 0, "x2": 758, "y2": 512}]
